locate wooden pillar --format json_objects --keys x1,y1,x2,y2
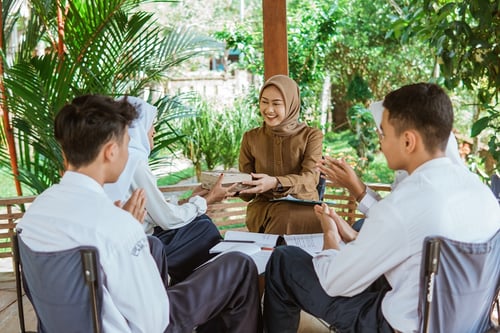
[{"x1": 262, "y1": 0, "x2": 288, "y2": 80}]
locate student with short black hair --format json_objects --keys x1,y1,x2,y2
[
  {"x1": 18, "y1": 94, "x2": 262, "y2": 333},
  {"x1": 263, "y1": 83, "x2": 500, "y2": 333}
]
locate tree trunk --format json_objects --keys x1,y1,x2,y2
[
  {"x1": 330, "y1": 84, "x2": 350, "y2": 131},
  {"x1": 0, "y1": 5, "x2": 23, "y2": 196}
]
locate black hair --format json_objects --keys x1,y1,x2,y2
[
  {"x1": 383, "y1": 83, "x2": 453, "y2": 153},
  {"x1": 54, "y1": 94, "x2": 138, "y2": 168}
]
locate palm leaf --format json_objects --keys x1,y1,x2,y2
[{"x1": 1, "y1": 0, "x2": 216, "y2": 193}]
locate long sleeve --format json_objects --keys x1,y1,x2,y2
[
  {"x1": 239, "y1": 126, "x2": 323, "y2": 200},
  {"x1": 238, "y1": 131, "x2": 257, "y2": 202},
  {"x1": 17, "y1": 172, "x2": 170, "y2": 332},
  {"x1": 101, "y1": 232, "x2": 170, "y2": 332},
  {"x1": 131, "y1": 161, "x2": 207, "y2": 233},
  {"x1": 312, "y1": 200, "x2": 410, "y2": 297},
  {"x1": 276, "y1": 128, "x2": 323, "y2": 196},
  {"x1": 357, "y1": 187, "x2": 382, "y2": 215},
  {"x1": 312, "y1": 158, "x2": 500, "y2": 332}
]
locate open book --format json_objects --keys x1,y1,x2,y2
[
  {"x1": 209, "y1": 231, "x2": 281, "y2": 274},
  {"x1": 209, "y1": 230, "x2": 324, "y2": 274}
]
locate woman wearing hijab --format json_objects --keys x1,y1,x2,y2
[
  {"x1": 104, "y1": 96, "x2": 229, "y2": 283},
  {"x1": 238, "y1": 75, "x2": 324, "y2": 234}
]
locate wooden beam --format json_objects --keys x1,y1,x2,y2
[{"x1": 262, "y1": 0, "x2": 288, "y2": 80}]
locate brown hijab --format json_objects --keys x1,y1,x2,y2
[{"x1": 259, "y1": 75, "x2": 306, "y2": 137}]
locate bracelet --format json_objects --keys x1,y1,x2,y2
[{"x1": 355, "y1": 188, "x2": 367, "y2": 202}]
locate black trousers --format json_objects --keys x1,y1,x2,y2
[
  {"x1": 264, "y1": 245, "x2": 393, "y2": 333},
  {"x1": 166, "y1": 252, "x2": 263, "y2": 333},
  {"x1": 147, "y1": 235, "x2": 170, "y2": 289},
  {"x1": 153, "y1": 214, "x2": 222, "y2": 282}
]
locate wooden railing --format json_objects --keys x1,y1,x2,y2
[
  {"x1": 0, "y1": 195, "x2": 36, "y2": 259},
  {"x1": 0, "y1": 182, "x2": 391, "y2": 260}
]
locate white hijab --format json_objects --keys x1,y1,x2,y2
[{"x1": 104, "y1": 96, "x2": 158, "y2": 202}]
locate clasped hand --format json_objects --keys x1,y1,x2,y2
[
  {"x1": 115, "y1": 188, "x2": 147, "y2": 223},
  {"x1": 313, "y1": 203, "x2": 358, "y2": 250}
]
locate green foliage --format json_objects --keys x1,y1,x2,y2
[
  {"x1": 326, "y1": 0, "x2": 434, "y2": 98},
  {"x1": 213, "y1": 26, "x2": 263, "y2": 74},
  {"x1": 471, "y1": 102, "x2": 500, "y2": 171},
  {"x1": 360, "y1": 153, "x2": 394, "y2": 184},
  {"x1": 177, "y1": 93, "x2": 260, "y2": 180},
  {"x1": 214, "y1": 0, "x2": 435, "y2": 132},
  {"x1": 0, "y1": 0, "x2": 222, "y2": 194},
  {"x1": 322, "y1": 130, "x2": 356, "y2": 154},
  {"x1": 0, "y1": 170, "x2": 23, "y2": 197},
  {"x1": 215, "y1": 1, "x2": 339, "y2": 113},
  {"x1": 346, "y1": 104, "x2": 379, "y2": 164},
  {"x1": 392, "y1": 0, "x2": 500, "y2": 172},
  {"x1": 179, "y1": 98, "x2": 220, "y2": 176},
  {"x1": 218, "y1": 94, "x2": 261, "y2": 170},
  {"x1": 322, "y1": 130, "x2": 393, "y2": 185},
  {"x1": 286, "y1": 1, "x2": 339, "y2": 106},
  {"x1": 346, "y1": 74, "x2": 373, "y2": 102}
]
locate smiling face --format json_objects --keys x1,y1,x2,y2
[{"x1": 259, "y1": 85, "x2": 286, "y2": 127}]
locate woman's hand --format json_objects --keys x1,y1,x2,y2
[{"x1": 238, "y1": 173, "x2": 278, "y2": 194}]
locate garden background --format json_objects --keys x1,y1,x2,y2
[{"x1": 0, "y1": 0, "x2": 498, "y2": 198}]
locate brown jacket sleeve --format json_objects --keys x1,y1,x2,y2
[{"x1": 239, "y1": 126, "x2": 323, "y2": 201}]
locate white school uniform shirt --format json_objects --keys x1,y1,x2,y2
[
  {"x1": 130, "y1": 160, "x2": 207, "y2": 235},
  {"x1": 358, "y1": 133, "x2": 465, "y2": 215},
  {"x1": 17, "y1": 171, "x2": 169, "y2": 333},
  {"x1": 312, "y1": 158, "x2": 500, "y2": 332},
  {"x1": 103, "y1": 96, "x2": 207, "y2": 235}
]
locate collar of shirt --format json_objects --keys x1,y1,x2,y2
[{"x1": 61, "y1": 171, "x2": 109, "y2": 197}]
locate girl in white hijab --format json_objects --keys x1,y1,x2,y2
[{"x1": 104, "y1": 96, "x2": 229, "y2": 283}]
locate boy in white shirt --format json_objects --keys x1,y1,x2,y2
[
  {"x1": 263, "y1": 83, "x2": 500, "y2": 333},
  {"x1": 18, "y1": 94, "x2": 262, "y2": 333}
]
